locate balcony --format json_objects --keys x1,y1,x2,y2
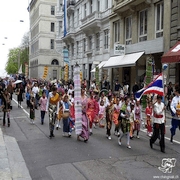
[
  {"x1": 67, "y1": 0, "x2": 75, "y2": 14},
  {"x1": 113, "y1": 0, "x2": 151, "y2": 14},
  {"x1": 62, "y1": 26, "x2": 75, "y2": 42},
  {"x1": 80, "y1": 11, "x2": 102, "y2": 32}
]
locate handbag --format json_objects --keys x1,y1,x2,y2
[{"x1": 62, "y1": 111, "x2": 70, "y2": 119}]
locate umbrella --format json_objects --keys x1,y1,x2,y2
[{"x1": 13, "y1": 80, "x2": 22, "y2": 84}]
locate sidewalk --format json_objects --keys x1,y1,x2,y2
[{"x1": 0, "y1": 127, "x2": 32, "y2": 180}]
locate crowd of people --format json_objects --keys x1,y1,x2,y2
[{"x1": 0, "y1": 76, "x2": 180, "y2": 153}]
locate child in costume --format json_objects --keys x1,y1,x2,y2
[{"x1": 145, "y1": 101, "x2": 153, "y2": 137}]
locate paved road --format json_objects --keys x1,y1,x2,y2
[{"x1": 1, "y1": 96, "x2": 180, "y2": 180}]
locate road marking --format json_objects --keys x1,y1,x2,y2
[
  {"x1": 13, "y1": 98, "x2": 30, "y2": 116},
  {"x1": 140, "y1": 128, "x2": 180, "y2": 145}
]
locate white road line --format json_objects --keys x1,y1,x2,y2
[
  {"x1": 140, "y1": 128, "x2": 180, "y2": 145},
  {"x1": 13, "y1": 98, "x2": 30, "y2": 116}
]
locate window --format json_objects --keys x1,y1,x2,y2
[
  {"x1": 90, "y1": 0, "x2": 93, "y2": 14},
  {"x1": 58, "y1": 21, "x2": 62, "y2": 35},
  {"x1": 71, "y1": 43, "x2": 74, "y2": 56},
  {"x1": 84, "y1": 3, "x2": 87, "y2": 17},
  {"x1": 97, "y1": 0, "x2": 100, "y2": 11},
  {"x1": 104, "y1": 29, "x2": 109, "y2": 49},
  {"x1": 51, "y1": 59, "x2": 59, "y2": 65},
  {"x1": 114, "y1": 21, "x2": 120, "y2": 43},
  {"x1": 155, "y1": 2, "x2": 163, "y2": 38},
  {"x1": 53, "y1": 70, "x2": 57, "y2": 79},
  {"x1": 105, "y1": 0, "x2": 108, "y2": 9},
  {"x1": 83, "y1": 38, "x2": 86, "y2": 52},
  {"x1": 51, "y1": 6, "x2": 55, "y2": 15},
  {"x1": 51, "y1": 22, "x2": 55, "y2": 32},
  {"x1": 76, "y1": 41, "x2": 79, "y2": 54},
  {"x1": 96, "y1": 33, "x2": 100, "y2": 51},
  {"x1": 51, "y1": 39, "x2": 54, "y2": 49},
  {"x1": 77, "y1": 9, "x2": 79, "y2": 26},
  {"x1": 125, "y1": 16, "x2": 132, "y2": 45},
  {"x1": 89, "y1": 36, "x2": 92, "y2": 50},
  {"x1": 72, "y1": 13, "x2": 74, "y2": 28},
  {"x1": 139, "y1": 9, "x2": 147, "y2": 42}
]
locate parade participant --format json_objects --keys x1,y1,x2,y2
[
  {"x1": 62, "y1": 95, "x2": 72, "y2": 137},
  {"x1": 32, "y1": 82, "x2": 39, "y2": 109},
  {"x1": 106, "y1": 95, "x2": 114, "y2": 140},
  {"x1": 86, "y1": 91, "x2": 97, "y2": 135},
  {"x1": 93, "y1": 95, "x2": 100, "y2": 126},
  {"x1": 56, "y1": 96, "x2": 63, "y2": 130},
  {"x1": 46, "y1": 86, "x2": 60, "y2": 139},
  {"x1": 167, "y1": 82, "x2": 173, "y2": 111},
  {"x1": 113, "y1": 97, "x2": 121, "y2": 136},
  {"x1": 1, "y1": 88, "x2": 11, "y2": 127},
  {"x1": 170, "y1": 86, "x2": 180, "y2": 143},
  {"x1": 26, "y1": 88, "x2": 31, "y2": 108},
  {"x1": 98, "y1": 100, "x2": 106, "y2": 128},
  {"x1": 145, "y1": 101, "x2": 153, "y2": 137},
  {"x1": 133, "y1": 100, "x2": 142, "y2": 138},
  {"x1": 67, "y1": 84, "x2": 74, "y2": 101},
  {"x1": 150, "y1": 95, "x2": 165, "y2": 153},
  {"x1": 15, "y1": 83, "x2": 24, "y2": 108},
  {"x1": 118, "y1": 97, "x2": 131, "y2": 149},
  {"x1": 29, "y1": 93, "x2": 35, "y2": 124},
  {"x1": 39, "y1": 90, "x2": 48, "y2": 125},
  {"x1": 7, "y1": 81, "x2": 13, "y2": 100},
  {"x1": 99, "y1": 91, "x2": 108, "y2": 107},
  {"x1": 129, "y1": 103, "x2": 135, "y2": 139},
  {"x1": 77, "y1": 87, "x2": 89, "y2": 142}
]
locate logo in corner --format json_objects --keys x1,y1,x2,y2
[{"x1": 158, "y1": 158, "x2": 176, "y2": 173}]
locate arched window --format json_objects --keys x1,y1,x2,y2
[{"x1": 51, "y1": 59, "x2": 59, "y2": 65}]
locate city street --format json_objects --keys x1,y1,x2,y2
[{"x1": 1, "y1": 96, "x2": 180, "y2": 180}]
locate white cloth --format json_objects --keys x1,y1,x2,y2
[
  {"x1": 170, "y1": 95, "x2": 180, "y2": 115},
  {"x1": 153, "y1": 102, "x2": 165, "y2": 124},
  {"x1": 32, "y1": 86, "x2": 39, "y2": 97}
]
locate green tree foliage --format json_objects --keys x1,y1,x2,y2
[{"x1": 5, "y1": 32, "x2": 29, "y2": 75}]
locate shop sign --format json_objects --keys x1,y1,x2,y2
[{"x1": 114, "y1": 43, "x2": 125, "y2": 56}]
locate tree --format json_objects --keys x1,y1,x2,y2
[{"x1": 5, "y1": 32, "x2": 29, "y2": 75}]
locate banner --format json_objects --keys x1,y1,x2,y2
[
  {"x1": 25, "y1": 63, "x2": 29, "y2": 77},
  {"x1": 42, "y1": 66, "x2": 48, "y2": 79}
]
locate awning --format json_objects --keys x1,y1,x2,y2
[
  {"x1": 161, "y1": 41, "x2": 180, "y2": 63},
  {"x1": 103, "y1": 51, "x2": 144, "y2": 68},
  {"x1": 91, "y1": 61, "x2": 107, "y2": 72}
]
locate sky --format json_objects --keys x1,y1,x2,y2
[{"x1": 0, "y1": 0, "x2": 30, "y2": 77}]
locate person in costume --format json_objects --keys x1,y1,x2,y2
[
  {"x1": 46, "y1": 86, "x2": 60, "y2": 139},
  {"x1": 62, "y1": 95, "x2": 72, "y2": 137},
  {"x1": 118, "y1": 97, "x2": 131, "y2": 149},
  {"x1": 106, "y1": 95, "x2": 114, "y2": 140},
  {"x1": 150, "y1": 95, "x2": 165, "y2": 153},
  {"x1": 145, "y1": 101, "x2": 153, "y2": 137},
  {"x1": 86, "y1": 91, "x2": 96, "y2": 135},
  {"x1": 77, "y1": 87, "x2": 89, "y2": 142},
  {"x1": 39, "y1": 90, "x2": 48, "y2": 125},
  {"x1": 1, "y1": 88, "x2": 11, "y2": 127},
  {"x1": 133, "y1": 100, "x2": 142, "y2": 138},
  {"x1": 129, "y1": 103, "x2": 135, "y2": 139},
  {"x1": 113, "y1": 97, "x2": 121, "y2": 136},
  {"x1": 98, "y1": 100, "x2": 106, "y2": 128},
  {"x1": 170, "y1": 86, "x2": 180, "y2": 143}
]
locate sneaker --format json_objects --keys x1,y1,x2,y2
[
  {"x1": 118, "y1": 137, "x2": 121, "y2": 146},
  {"x1": 62, "y1": 133, "x2": 65, "y2": 137},
  {"x1": 127, "y1": 145, "x2": 131, "y2": 149},
  {"x1": 137, "y1": 136, "x2": 140, "y2": 139},
  {"x1": 68, "y1": 132, "x2": 71, "y2": 137},
  {"x1": 108, "y1": 136, "x2": 111, "y2": 140},
  {"x1": 32, "y1": 121, "x2": 35, "y2": 124}
]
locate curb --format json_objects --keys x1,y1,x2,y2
[{"x1": 0, "y1": 127, "x2": 32, "y2": 180}]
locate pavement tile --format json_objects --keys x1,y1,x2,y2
[
  {"x1": 0, "y1": 168, "x2": 11, "y2": 180},
  {"x1": 47, "y1": 163, "x2": 86, "y2": 180}
]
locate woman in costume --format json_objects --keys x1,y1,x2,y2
[
  {"x1": 86, "y1": 91, "x2": 96, "y2": 135},
  {"x1": 133, "y1": 100, "x2": 142, "y2": 138},
  {"x1": 77, "y1": 87, "x2": 89, "y2": 142},
  {"x1": 118, "y1": 97, "x2": 131, "y2": 149},
  {"x1": 145, "y1": 101, "x2": 153, "y2": 137},
  {"x1": 46, "y1": 86, "x2": 60, "y2": 139},
  {"x1": 2, "y1": 88, "x2": 11, "y2": 127}
]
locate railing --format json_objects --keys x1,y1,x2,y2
[
  {"x1": 81, "y1": 11, "x2": 101, "y2": 25},
  {"x1": 67, "y1": 0, "x2": 75, "y2": 8}
]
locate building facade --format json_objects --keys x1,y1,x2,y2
[
  {"x1": 107, "y1": 0, "x2": 171, "y2": 91},
  {"x1": 169, "y1": 0, "x2": 180, "y2": 84},
  {"x1": 56, "y1": 0, "x2": 112, "y2": 86},
  {"x1": 29, "y1": 0, "x2": 62, "y2": 80}
]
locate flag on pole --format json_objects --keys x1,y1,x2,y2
[
  {"x1": 135, "y1": 73, "x2": 164, "y2": 101},
  {"x1": 63, "y1": 0, "x2": 67, "y2": 37}
]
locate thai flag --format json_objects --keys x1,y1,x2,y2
[
  {"x1": 135, "y1": 73, "x2": 164, "y2": 101},
  {"x1": 63, "y1": 0, "x2": 67, "y2": 37}
]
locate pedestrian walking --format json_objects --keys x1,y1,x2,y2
[
  {"x1": 150, "y1": 95, "x2": 165, "y2": 153},
  {"x1": 29, "y1": 94, "x2": 35, "y2": 124},
  {"x1": 39, "y1": 90, "x2": 47, "y2": 125},
  {"x1": 46, "y1": 86, "x2": 60, "y2": 139}
]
